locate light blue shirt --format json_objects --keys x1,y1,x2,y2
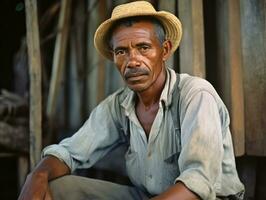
[{"x1": 43, "y1": 68, "x2": 244, "y2": 199}]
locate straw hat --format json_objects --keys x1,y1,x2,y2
[{"x1": 94, "y1": 1, "x2": 182, "y2": 60}]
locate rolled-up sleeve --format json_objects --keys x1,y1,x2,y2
[
  {"x1": 175, "y1": 90, "x2": 223, "y2": 200},
  {"x1": 42, "y1": 96, "x2": 123, "y2": 172}
]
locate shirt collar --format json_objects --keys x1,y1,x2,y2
[
  {"x1": 121, "y1": 67, "x2": 177, "y2": 116},
  {"x1": 160, "y1": 67, "x2": 177, "y2": 107}
]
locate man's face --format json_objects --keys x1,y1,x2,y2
[{"x1": 110, "y1": 21, "x2": 168, "y2": 92}]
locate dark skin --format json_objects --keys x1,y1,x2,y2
[
  {"x1": 111, "y1": 20, "x2": 199, "y2": 200},
  {"x1": 18, "y1": 20, "x2": 199, "y2": 200},
  {"x1": 18, "y1": 156, "x2": 70, "y2": 200},
  {"x1": 111, "y1": 21, "x2": 167, "y2": 135}
]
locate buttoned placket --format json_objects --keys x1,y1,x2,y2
[
  {"x1": 144, "y1": 101, "x2": 165, "y2": 188},
  {"x1": 126, "y1": 99, "x2": 166, "y2": 189}
]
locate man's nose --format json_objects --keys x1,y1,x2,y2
[{"x1": 127, "y1": 49, "x2": 141, "y2": 68}]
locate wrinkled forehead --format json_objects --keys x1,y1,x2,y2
[
  {"x1": 111, "y1": 23, "x2": 157, "y2": 49},
  {"x1": 107, "y1": 17, "x2": 164, "y2": 48},
  {"x1": 107, "y1": 19, "x2": 165, "y2": 50}
]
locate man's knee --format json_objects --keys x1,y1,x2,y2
[
  {"x1": 49, "y1": 175, "x2": 75, "y2": 199},
  {"x1": 50, "y1": 175, "x2": 73, "y2": 188}
]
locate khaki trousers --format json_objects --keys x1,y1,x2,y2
[
  {"x1": 49, "y1": 175, "x2": 150, "y2": 200},
  {"x1": 49, "y1": 175, "x2": 244, "y2": 200}
]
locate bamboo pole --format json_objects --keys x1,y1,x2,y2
[
  {"x1": 46, "y1": 0, "x2": 71, "y2": 120},
  {"x1": 25, "y1": 0, "x2": 42, "y2": 169}
]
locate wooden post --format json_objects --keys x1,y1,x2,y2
[
  {"x1": 97, "y1": 0, "x2": 107, "y2": 103},
  {"x1": 17, "y1": 156, "x2": 29, "y2": 189},
  {"x1": 178, "y1": 0, "x2": 206, "y2": 78},
  {"x1": 25, "y1": 0, "x2": 42, "y2": 169},
  {"x1": 240, "y1": 0, "x2": 266, "y2": 156},
  {"x1": 46, "y1": 0, "x2": 72, "y2": 119},
  {"x1": 228, "y1": 0, "x2": 245, "y2": 156},
  {"x1": 158, "y1": 0, "x2": 176, "y2": 69},
  {"x1": 216, "y1": 0, "x2": 245, "y2": 156}
]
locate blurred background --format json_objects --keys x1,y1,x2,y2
[{"x1": 0, "y1": 0, "x2": 265, "y2": 199}]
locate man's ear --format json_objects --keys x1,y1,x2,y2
[{"x1": 162, "y1": 40, "x2": 172, "y2": 61}]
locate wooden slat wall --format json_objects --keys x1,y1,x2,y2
[
  {"x1": 240, "y1": 0, "x2": 266, "y2": 156},
  {"x1": 97, "y1": 0, "x2": 108, "y2": 103},
  {"x1": 215, "y1": 0, "x2": 245, "y2": 156},
  {"x1": 86, "y1": 0, "x2": 101, "y2": 111},
  {"x1": 67, "y1": 0, "x2": 89, "y2": 130},
  {"x1": 73, "y1": 0, "x2": 88, "y2": 123},
  {"x1": 158, "y1": 0, "x2": 176, "y2": 69},
  {"x1": 228, "y1": 0, "x2": 245, "y2": 156},
  {"x1": 178, "y1": 0, "x2": 205, "y2": 78}
]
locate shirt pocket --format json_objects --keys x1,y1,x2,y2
[
  {"x1": 161, "y1": 128, "x2": 181, "y2": 186},
  {"x1": 163, "y1": 127, "x2": 181, "y2": 164},
  {"x1": 164, "y1": 151, "x2": 180, "y2": 164},
  {"x1": 125, "y1": 147, "x2": 141, "y2": 187},
  {"x1": 157, "y1": 152, "x2": 180, "y2": 189}
]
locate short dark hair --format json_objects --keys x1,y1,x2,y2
[{"x1": 107, "y1": 16, "x2": 166, "y2": 50}]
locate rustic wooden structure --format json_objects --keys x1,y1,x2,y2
[
  {"x1": 25, "y1": 0, "x2": 42, "y2": 169},
  {"x1": 178, "y1": 0, "x2": 205, "y2": 78},
  {"x1": 204, "y1": 0, "x2": 266, "y2": 199},
  {"x1": 215, "y1": 0, "x2": 245, "y2": 156},
  {"x1": 240, "y1": 0, "x2": 266, "y2": 156},
  {"x1": 0, "y1": 122, "x2": 28, "y2": 153},
  {"x1": 46, "y1": 0, "x2": 72, "y2": 120}
]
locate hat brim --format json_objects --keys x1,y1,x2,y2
[{"x1": 94, "y1": 11, "x2": 182, "y2": 60}]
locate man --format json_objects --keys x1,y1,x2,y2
[{"x1": 18, "y1": 1, "x2": 244, "y2": 200}]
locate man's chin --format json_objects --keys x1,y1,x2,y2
[{"x1": 127, "y1": 84, "x2": 148, "y2": 93}]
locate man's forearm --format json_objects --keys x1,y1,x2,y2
[
  {"x1": 150, "y1": 182, "x2": 199, "y2": 200},
  {"x1": 18, "y1": 155, "x2": 71, "y2": 200},
  {"x1": 32, "y1": 155, "x2": 70, "y2": 181}
]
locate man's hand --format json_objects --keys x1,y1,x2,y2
[
  {"x1": 18, "y1": 171, "x2": 52, "y2": 200},
  {"x1": 17, "y1": 156, "x2": 70, "y2": 200}
]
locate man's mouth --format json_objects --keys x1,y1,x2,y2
[{"x1": 124, "y1": 68, "x2": 149, "y2": 80}]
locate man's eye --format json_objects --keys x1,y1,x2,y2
[
  {"x1": 115, "y1": 49, "x2": 125, "y2": 55},
  {"x1": 140, "y1": 46, "x2": 149, "y2": 52}
]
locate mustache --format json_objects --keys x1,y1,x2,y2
[{"x1": 124, "y1": 67, "x2": 149, "y2": 79}]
